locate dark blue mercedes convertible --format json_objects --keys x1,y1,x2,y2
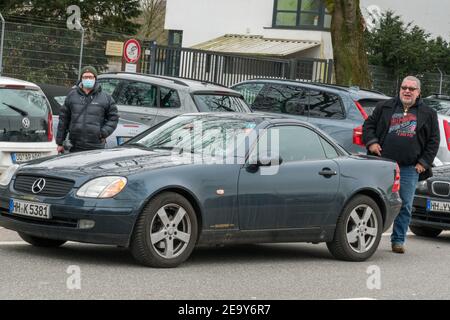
[{"x1": 0, "y1": 113, "x2": 401, "y2": 267}]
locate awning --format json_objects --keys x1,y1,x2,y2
[{"x1": 191, "y1": 34, "x2": 321, "y2": 57}]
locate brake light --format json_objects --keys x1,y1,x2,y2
[
  {"x1": 392, "y1": 164, "x2": 401, "y2": 193},
  {"x1": 352, "y1": 101, "x2": 368, "y2": 147},
  {"x1": 47, "y1": 112, "x2": 53, "y2": 142},
  {"x1": 354, "y1": 101, "x2": 368, "y2": 120},
  {"x1": 353, "y1": 125, "x2": 364, "y2": 146},
  {"x1": 443, "y1": 120, "x2": 450, "y2": 151}
]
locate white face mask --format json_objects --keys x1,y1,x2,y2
[{"x1": 82, "y1": 79, "x2": 96, "y2": 89}]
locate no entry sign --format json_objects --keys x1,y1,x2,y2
[{"x1": 123, "y1": 39, "x2": 141, "y2": 64}]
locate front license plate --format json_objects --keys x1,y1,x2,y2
[
  {"x1": 11, "y1": 152, "x2": 45, "y2": 163},
  {"x1": 9, "y1": 199, "x2": 51, "y2": 220},
  {"x1": 426, "y1": 199, "x2": 450, "y2": 213}
]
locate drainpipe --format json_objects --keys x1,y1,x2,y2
[{"x1": 437, "y1": 67, "x2": 443, "y2": 95}]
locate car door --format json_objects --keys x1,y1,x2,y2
[
  {"x1": 114, "y1": 80, "x2": 158, "y2": 127},
  {"x1": 237, "y1": 125, "x2": 340, "y2": 230},
  {"x1": 152, "y1": 85, "x2": 184, "y2": 125}
]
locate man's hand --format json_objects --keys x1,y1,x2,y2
[
  {"x1": 57, "y1": 145, "x2": 65, "y2": 154},
  {"x1": 416, "y1": 163, "x2": 426, "y2": 174},
  {"x1": 368, "y1": 143, "x2": 382, "y2": 156}
]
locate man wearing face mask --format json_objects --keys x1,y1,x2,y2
[{"x1": 56, "y1": 66, "x2": 119, "y2": 153}]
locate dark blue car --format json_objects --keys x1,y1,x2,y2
[{"x1": 0, "y1": 113, "x2": 401, "y2": 267}]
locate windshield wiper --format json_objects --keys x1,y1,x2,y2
[
  {"x1": 2, "y1": 103, "x2": 29, "y2": 117},
  {"x1": 124, "y1": 142, "x2": 150, "y2": 149},
  {"x1": 215, "y1": 104, "x2": 234, "y2": 112}
]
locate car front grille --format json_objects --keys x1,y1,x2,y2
[
  {"x1": 431, "y1": 181, "x2": 450, "y2": 197},
  {"x1": 14, "y1": 175, "x2": 74, "y2": 197}
]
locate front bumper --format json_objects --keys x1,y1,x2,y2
[
  {"x1": 0, "y1": 192, "x2": 137, "y2": 247},
  {"x1": 411, "y1": 195, "x2": 450, "y2": 230}
]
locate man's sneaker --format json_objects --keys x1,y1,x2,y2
[{"x1": 391, "y1": 244, "x2": 405, "y2": 254}]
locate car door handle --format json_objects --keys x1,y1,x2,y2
[
  {"x1": 318, "y1": 168, "x2": 337, "y2": 177},
  {"x1": 139, "y1": 116, "x2": 153, "y2": 120}
]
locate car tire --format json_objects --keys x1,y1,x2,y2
[
  {"x1": 130, "y1": 192, "x2": 198, "y2": 268},
  {"x1": 410, "y1": 225, "x2": 442, "y2": 238},
  {"x1": 18, "y1": 232, "x2": 66, "y2": 248},
  {"x1": 327, "y1": 195, "x2": 383, "y2": 262}
]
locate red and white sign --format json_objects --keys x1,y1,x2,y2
[{"x1": 123, "y1": 39, "x2": 141, "y2": 64}]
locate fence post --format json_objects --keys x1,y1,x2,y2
[
  {"x1": 326, "y1": 59, "x2": 334, "y2": 84},
  {"x1": 437, "y1": 67, "x2": 444, "y2": 94},
  {"x1": 0, "y1": 12, "x2": 5, "y2": 76},
  {"x1": 288, "y1": 59, "x2": 297, "y2": 80},
  {"x1": 148, "y1": 42, "x2": 157, "y2": 74},
  {"x1": 78, "y1": 25, "x2": 85, "y2": 77}
]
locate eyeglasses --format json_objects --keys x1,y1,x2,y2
[
  {"x1": 401, "y1": 86, "x2": 418, "y2": 92},
  {"x1": 82, "y1": 75, "x2": 95, "y2": 80}
]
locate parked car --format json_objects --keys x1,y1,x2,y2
[
  {"x1": 0, "y1": 77, "x2": 58, "y2": 173},
  {"x1": 38, "y1": 83, "x2": 149, "y2": 148},
  {"x1": 96, "y1": 72, "x2": 252, "y2": 128},
  {"x1": 0, "y1": 113, "x2": 401, "y2": 267},
  {"x1": 231, "y1": 79, "x2": 390, "y2": 153},
  {"x1": 412, "y1": 164, "x2": 450, "y2": 238},
  {"x1": 422, "y1": 94, "x2": 450, "y2": 164}
]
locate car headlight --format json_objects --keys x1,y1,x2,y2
[
  {"x1": 0, "y1": 164, "x2": 20, "y2": 187},
  {"x1": 416, "y1": 180, "x2": 428, "y2": 193},
  {"x1": 76, "y1": 176, "x2": 127, "y2": 198}
]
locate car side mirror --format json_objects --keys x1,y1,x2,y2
[{"x1": 246, "y1": 155, "x2": 283, "y2": 173}]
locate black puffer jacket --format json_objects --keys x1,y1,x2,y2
[{"x1": 56, "y1": 83, "x2": 119, "y2": 150}]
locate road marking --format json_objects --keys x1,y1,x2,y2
[
  {"x1": 383, "y1": 232, "x2": 413, "y2": 236},
  {"x1": 338, "y1": 298, "x2": 376, "y2": 300},
  {"x1": 0, "y1": 241, "x2": 27, "y2": 245}
]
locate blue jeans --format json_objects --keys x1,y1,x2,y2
[{"x1": 391, "y1": 165, "x2": 419, "y2": 245}]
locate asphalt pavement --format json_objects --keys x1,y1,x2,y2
[{"x1": 0, "y1": 227, "x2": 449, "y2": 300}]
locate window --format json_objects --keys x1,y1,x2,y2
[
  {"x1": 232, "y1": 83, "x2": 265, "y2": 106},
  {"x1": 252, "y1": 84, "x2": 308, "y2": 116},
  {"x1": 308, "y1": 90, "x2": 345, "y2": 119},
  {"x1": 255, "y1": 126, "x2": 326, "y2": 163},
  {"x1": 319, "y1": 136, "x2": 339, "y2": 159},
  {"x1": 160, "y1": 86, "x2": 181, "y2": 108},
  {"x1": 193, "y1": 94, "x2": 250, "y2": 112},
  {"x1": 116, "y1": 81, "x2": 157, "y2": 107},
  {"x1": 97, "y1": 79, "x2": 120, "y2": 97},
  {"x1": 273, "y1": 0, "x2": 331, "y2": 30},
  {"x1": 168, "y1": 30, "x2": 183, "y2": 47}
]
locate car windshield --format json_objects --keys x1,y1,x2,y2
[
  {"x1": 424, "y1": 98, "x2": 450, "y2": 116},
  {"x1": 0, "y1": 89, "x2": 49, "y2": 117},
  {"x1": 127, "y1": 115, "x2": 257, "y2": 156},
  {"x1": 193, "y1": 94, "x2": 250, "y2": 112}
]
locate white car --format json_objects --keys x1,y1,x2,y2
[
  {"x1": 0, "y1": 77, "x2": 58, "y2": 173},
  {"x1": 424, "y1": 95, "x2": 450, "y2": 165}
]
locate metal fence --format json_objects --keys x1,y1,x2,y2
[
  {"x1": 145, "y1": 45, "x2": 334, "y2": 86},
  {"x1": 369, "y1": 65, "x2": 450, "y2": 97},
  {"x1": 0, "y1": 19, "x2": 136, "y2": 86}
]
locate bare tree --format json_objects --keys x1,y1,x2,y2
[
  {"x1": 138, "y1": 0, "x2": 167, "y2": 44},
  {"x1": 326, "y1": 0, "x2": 372, "y2": 88}
]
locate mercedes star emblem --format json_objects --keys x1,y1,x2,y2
[{"x1": 31, "y1": 178, "x2": 46, "y2": 194}]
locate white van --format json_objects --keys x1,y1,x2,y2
[{"x1": 0, "y1": 77, "x2": 57, "y2": 173}]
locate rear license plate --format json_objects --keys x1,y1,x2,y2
[
  {"x1": 11, "y1": 152, "x2": 45, "y2": 163},
  {"x1": 426, "y1": 199, "x2": 450, "y2": 213},
  {"x1": 9, "y1": 199, "x2": 51, "y2": 219}
]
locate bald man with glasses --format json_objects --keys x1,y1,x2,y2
[{"x1": 363, "y1": 76, "x2": 440, "y2": 254}]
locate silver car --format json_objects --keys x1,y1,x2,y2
[{"x1": 97, "y1": 73, "x2": 251, "y2": 128}]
